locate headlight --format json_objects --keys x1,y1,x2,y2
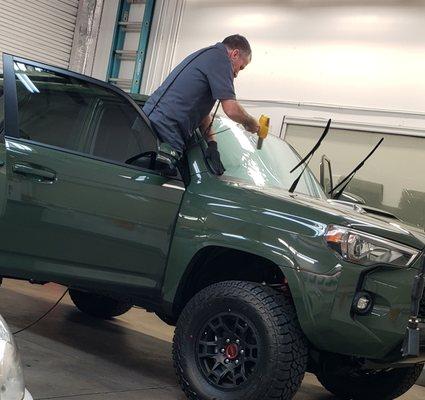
[
  {"x1": 325, "y1": 225, "x2": 419, "y2": 267},
  {"x1": 0, "y1": 316, "x2": 25, "y2": 400}
]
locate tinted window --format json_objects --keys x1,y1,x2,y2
[
  {"x1": 14, "y1": 62, "x2": 155, "y2": 161},
  {"x1": 89, "y1": 99, "x2": 154, "y2": 163}
]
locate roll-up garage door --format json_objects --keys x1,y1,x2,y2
[{"x1": 0, "y1": 0, "x2": 78, "y2": 72}]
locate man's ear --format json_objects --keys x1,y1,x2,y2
[{"x1": 231, "y1": 48, "x2": 240, "y2": 59}]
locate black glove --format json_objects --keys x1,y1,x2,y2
[{"x1": 205, "y1": 141, "x2": 225, "y2": 175}]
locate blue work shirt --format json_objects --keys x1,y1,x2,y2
[{"x1": 142, "y1": 42, "x2": 235, "y2": 152}]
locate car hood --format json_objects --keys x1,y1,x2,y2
[{"x1": 231, "y1": 182, "x2": 425, "y2": 250}]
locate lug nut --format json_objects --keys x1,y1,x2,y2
[
  {"x1": 235, "y1": 360, "x2": 239, "y2": 364},
  {"x1": 240, "y1": 350, "x2": 244, "y2": 354},
  {"x1": 236, "y1": 339, "x2": 240, "y2": 344},
  {"x1": 226, "y1": 339, "x2": 230, "y2": 343},
  {"x1": 220, "y1": 348, "x2": 225, "y2": 353},
  {"x1": 224, "y1": 359, "x2": 229, "y2": 364}
]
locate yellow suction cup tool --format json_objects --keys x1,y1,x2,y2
[{"x1": 257, "y1": 114, "x2": 270, "y2": 150}]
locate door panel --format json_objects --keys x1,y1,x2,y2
[
  {"x1": 0, "y1": 56, "x2": 184, "y2": 295},
  {"x1": 4, "y1": 140, "x2": 183, "y2": 293}
]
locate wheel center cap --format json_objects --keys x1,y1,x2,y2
[{"x1": 225, "y1": 343, "x2": 239, "y2": 360}]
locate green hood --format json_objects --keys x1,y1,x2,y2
[{"x1": 236, "y1": 182, "x2": 425, "y2": 250}]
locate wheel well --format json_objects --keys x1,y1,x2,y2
[{"x1": 173, "y1": 246, "x2": 288, "y2": 317}]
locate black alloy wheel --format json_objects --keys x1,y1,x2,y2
[
  {"x1": 196, "y1": 312, "x2": 260, "y2": 388},
  {"x1": 173, "y1": 280, "x2": 308, "y2": 400}
]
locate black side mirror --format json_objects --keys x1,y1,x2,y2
[
  {"x1": 337, "y1": 192, "x2": 366, "y2": 205},
  {"x1": 155, "y1": 153, "x2": 178, "y2": 177},
  {"x1": 125, "y1": 151, "x2": 157, "y2": 169},
  {"x1": 320, "y1": 155, "x2": 333, "y2": 196}
]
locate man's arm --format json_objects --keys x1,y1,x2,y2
[{"x1": 221, "y1": 99, "x2": 259, "y2": 133}]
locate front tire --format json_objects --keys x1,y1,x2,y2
[
  {"x1": 69, "y1": 289, "x2": 132, "y2": 319},
  {"x1": 317, "y1": 363, "x2": 424, "y2": 400},
  {"x1": 173, "y1": 281, "x2": 308, "y2": 400}
]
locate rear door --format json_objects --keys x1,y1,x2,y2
[{"x1": 0, "y1": 55, "x2": 184, "y2": 298}]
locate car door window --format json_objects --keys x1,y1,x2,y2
[
  {"x1": 89, "y1": 98, "x2": 156, "y2": 164},
  {"x1": 14, "y1": 63, "x2": 92, "y2": 151},
  {"x1": 13, "y1": 61, "x2": 156, "y2": 158}
]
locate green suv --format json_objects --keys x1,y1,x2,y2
[{"x1": 0, "y1": 55, "x2": 424, "y2": 400}]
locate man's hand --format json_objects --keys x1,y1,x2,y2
[
  {"x1": 221, "y1": 99, "x2": 259, "y2": 134},
  {"x1": 205, "y1": 141, "x2": 225, "y2": 175},
  {"x1": 243, "y1": 117, "x2": 260, "y2": 134}
]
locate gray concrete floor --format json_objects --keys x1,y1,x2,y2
[{"x1": 0, "y1": 279, "x2": 423, "y2": 400}]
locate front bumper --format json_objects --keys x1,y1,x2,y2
[
  {"x1": 401, "y1": 255, "x2": 425, "y2": 358},
  {"x1": 295, "y1": 250, "x2": 425, "y2": 363}
]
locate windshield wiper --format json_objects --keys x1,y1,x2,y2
[
  {"x1": 289, "y1": 119, "x2": 331, "y2": 193},
  {"x1": 330, "y1": 137, "x2": 384, "y2": 200}
]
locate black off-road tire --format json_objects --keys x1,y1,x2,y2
[
  {"x1": 173, "y1": 280, "x2": 308, "y2": 400},
  {"x1": 317, "y1": 363, "x2": 424, "y2": 400},
  {"x1": 69, "y1": 289, "x2": 132, "y2": 319}
]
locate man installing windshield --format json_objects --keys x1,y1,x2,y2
[{"x1": 142, "y1": 34, "x2": 259, "y2": 175}]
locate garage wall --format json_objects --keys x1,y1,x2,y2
[
  {"x1": 0, "y1": 0, "x2": 79, "y2": 71},
  {"x1": 179, "y1": 1, "x2": 425, "y2": 109},
  {"x1": 144, "y1": 0, "x2": 425, "y2": 117}
]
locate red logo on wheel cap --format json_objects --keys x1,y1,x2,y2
[{"x1": 225, "y1": 343, "x2": 239, "y2": 360}]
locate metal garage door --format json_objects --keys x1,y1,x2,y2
[{"x1": 0, "y1": 0, "x2": 78, "y2": 71}]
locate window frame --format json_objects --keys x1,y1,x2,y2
[{"x1": 2, "y1": 54, "x2": 184, "y2": 181}]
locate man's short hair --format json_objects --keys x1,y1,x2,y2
[{"x1": 222, "y1": 34, "x2": 251, "y2": 57}]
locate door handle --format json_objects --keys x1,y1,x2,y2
[{"x1": 13, "y1": 163, "x2": 56, "y2": 182}]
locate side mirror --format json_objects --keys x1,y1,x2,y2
[
  {"x1": 338, "y1": 192, "x2": 366, "y2": 205},
  {"x1": 155, "y1": 153, "x2": 178, "y2": 177},
  {"x1": 320, "y1": 155, "x2": 333, "y2": 196},
  {"x1": 125, "y1": 148, "x2": 179, "y2": 177},
  {"x1": 158, "y1": 143, "x2": 181, "y2": 161}
]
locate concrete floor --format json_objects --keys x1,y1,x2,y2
[{"x1": 0, "y1": 279, "x2": 423, "y2": 400}]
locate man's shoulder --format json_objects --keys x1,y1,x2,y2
[
  {"x1": 195, "y1": 43, "x2": 229, "y2": 67},
  {"x1": 204, "y1": 42, "x2": 227, "y2": 57},
  {"x1": 185, "y1": 43, "x2": 226, "y2": 61}
]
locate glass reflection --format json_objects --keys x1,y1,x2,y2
[{"x1": 214, "y1": 116, "x2": 326, "y2": 199}]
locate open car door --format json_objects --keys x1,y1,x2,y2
[
  {"x1": 0, "y1": 54, "x2": 184, "y2": 298},
  {"x1": 0, "y1": 54, "x2": 17, "y2": 218}
]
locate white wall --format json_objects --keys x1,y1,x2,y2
[
  {"x1": 173, "y1": 0, "x2": 425, "y2": 111},
  {"x1": 141, "y1": 0, "x2": 425, "y2": 137}
]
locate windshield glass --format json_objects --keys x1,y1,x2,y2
[{"x1": 213, "y1": 117, "x2": 326, "y2": 199}]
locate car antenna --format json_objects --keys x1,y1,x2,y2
[
  {"x1": 330, "y1": 137, "x2": 384, "y2": 200},
  {"x1": 289, "y1": 119, "x2": 331, "y2": 193}
]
